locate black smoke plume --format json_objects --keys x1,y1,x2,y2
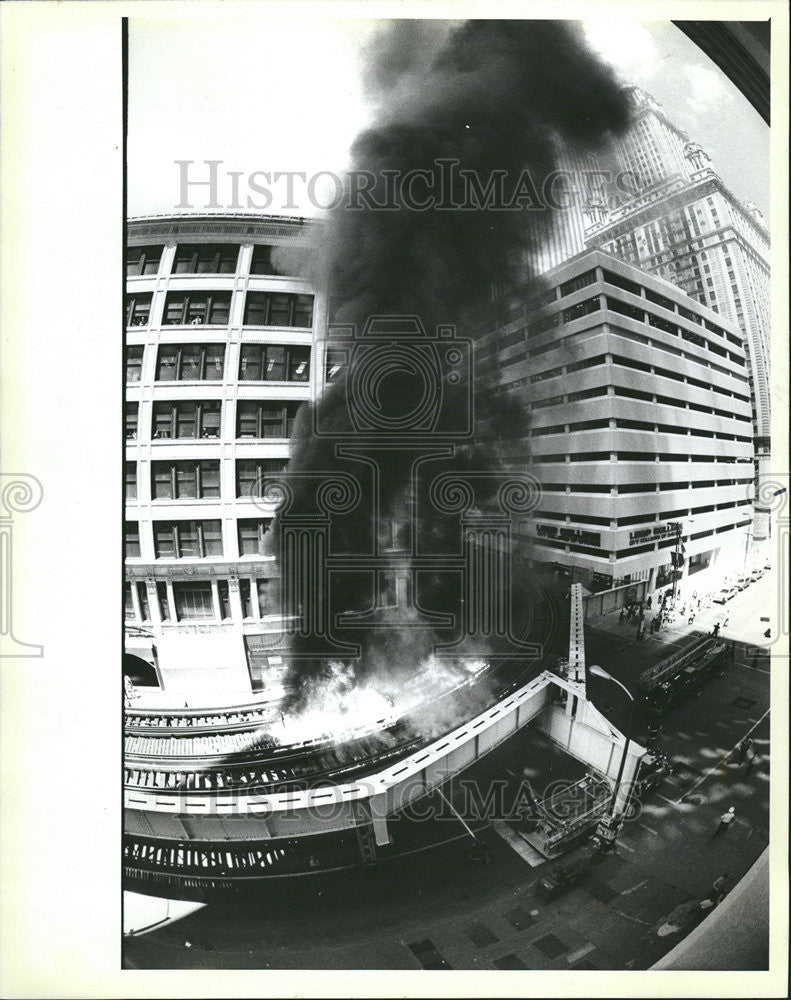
[{"x1": 277, "y1": 20, "x2": 631, "y2": 717}]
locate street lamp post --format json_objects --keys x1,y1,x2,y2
[{"x1": 589, "y1": 664, "x2": 636, "y2": 849}]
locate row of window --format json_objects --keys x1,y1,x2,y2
[
  {"x1": 125, "y1": 343, "x2": 311, "y2": 383},
  {"x1": 542, "y1": 266, "x2": 738, "y2": 340},
  {"x1": 125, "y1": 518, "x2": 271, "y2": 559},
  {"x1": 536, "y1": 477, "x2": 752, "y2": 494},
  {"x1": 528, "y1": 353, "x2": 750, "y2": 404},
  {"x1": 532, "y1": 497, "x2": 751, "y2": 528},
  {"x1": 124, "y1": 400, "x2": 300, "y2": 441},
  {"x1": 126, "y1": 291, "x2": 314, "y2": 329},
  {"x1": 526, "y1": 291, "x2": 743, "y2": 365},
  {"x1": 125, "y1": 458, "x2": 287, "y2": 501},
  {"x1": 124, "y1": 577, "x2": 274, "y2": 623},
  {"x1": 529, "y1": 383, "x2": 751, "y2": 423},
  {"x1": 126, "y1": 243, "x2": 287, "y2": 278},
  {"x1": 530, "y1": 452, "x2": 750, "y2": 464},
  {"x1": 125, "y1": 400, "x2": 302, "y2": 440},
  {"x1": 523, "y1": 323, "x2": 749, "y2": 383},
  {"x1": 529, "y1": 418, "x2": 752, "y2": 443}
]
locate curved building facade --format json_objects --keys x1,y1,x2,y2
[{"x1": 125, "y1": 213, "x2": 327, "y2": 696}]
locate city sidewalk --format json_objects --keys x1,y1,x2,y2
[{"x1": 586, "y1": 572, "x2": 774, "y2": 653}]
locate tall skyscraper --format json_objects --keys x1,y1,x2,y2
[{"x1": 584, "y1": 87, "x2": 771, "y2": 551}]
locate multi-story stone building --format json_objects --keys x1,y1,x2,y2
[{"x1": 124, "y1": 213, "x2": 326, "y2": 695}]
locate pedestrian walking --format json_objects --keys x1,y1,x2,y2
[
  {"x1": 736, "y1": 737, "x2": 753, "y2": 764},
  {"x1": 619, "y1": 608, "x2": 626, "y2": 624},
  {"x1": 647, "y1": 595, "x2": 653, "y2": 610},
  {"x1": 712, "y1": 806, "x2": 736, "y2": 838}
]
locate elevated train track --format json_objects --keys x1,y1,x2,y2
[
  {"x1": 125, "y1": 703, "x2": 280, "y2": 736},
  {"x1": 124, "y1": 729, "x2": 425, "y2": 795},
  {"x1": 124, "y1": 605, "x2": 571, "y2": 890},
  {"x1": 124, "y1": 655, "x2": 545, "y2": 793}
]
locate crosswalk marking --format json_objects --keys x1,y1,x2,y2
[
  {"x1": 638, "y1": 822, "x2": 659, "y2": 836},
  {"x1": 673, "y1": 708, "x2": 770, "y2": 804}
]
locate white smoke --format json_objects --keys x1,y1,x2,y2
[{"x1": 278, "y1": 654, "x2": 491, "y2": 746}]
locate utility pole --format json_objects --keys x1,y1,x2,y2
[{"x1": 590, "y1": 665, "x2": 636, "y2": 851}]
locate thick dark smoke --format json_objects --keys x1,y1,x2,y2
[
  {"x1": 277, "y1": 20, "x2": 631, "y2": 717},
  {"x1": 319, "y1": 19, "x2": 630, "y2": 326}
]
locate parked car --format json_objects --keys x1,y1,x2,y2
[
  {"x1": 735, "y1": 576, "x2": 750, "y2": 590},
  {"x1": 749, "y1": 569, "x2": 763, "y2": 582},
  {"x1": 712, "y1": 588, "x2": 735, "y2": 604}
]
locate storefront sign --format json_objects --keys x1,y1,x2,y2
[
  {"x1": 536, "y1": 524, "x2": 601, "y2": 546},
  {"x1": 628, "y1": 521, "x2": 681, "y2": 546}
]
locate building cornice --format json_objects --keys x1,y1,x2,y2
[
  {"x1": 127, "y1": 212, "x2": 319, "y2": 242},
  {"x1": 588, "y1": 174, "x2": 769, "y2": 252}
]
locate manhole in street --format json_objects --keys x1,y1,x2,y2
[
  {"x1": 731, "y1": 697, "x2": 756, "y2": 710},
  {"x1": 683, "y1": 792, "x2": 706, "y2": 805}
]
